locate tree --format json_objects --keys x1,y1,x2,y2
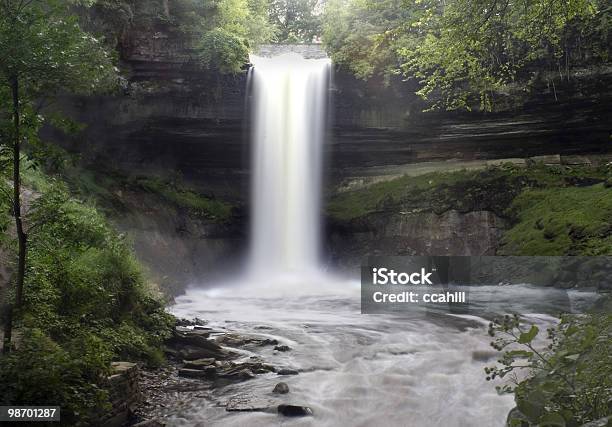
[
  {"x1": 322, "y1": 0, "x2": 611, "y2": 111},
  {"x1": 0, "y1": 0, "x2": 116, "y2": 353},
  {"x1": 269, "y1": 0, "x2": 322, "y2": 42}
]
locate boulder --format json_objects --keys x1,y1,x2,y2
[
  {"x1": 215, "y1": 333, "x2": 278, "y2": 348},
  {"x1": 272, "y1": 382, "x2": 289, "y2": 394},
  {"x1": 277, "y1": 368, "x2": 299, "y2": 376},
  {"x1": 168, "y1": 331, "x2": 230, "y2": 360},
  {"x1": 274, "y1": 345, "x2": 291, "y2": 352},
  {"x1": 277, "y1": 404, "x2": 313, "y2": 417},
  {"x1": 183, "y1": 358, "x2": 216, "y2": 369}
]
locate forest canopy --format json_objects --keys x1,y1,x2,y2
[{"x1": 322, "y1": 0, "x2": 612, "y2": 111}]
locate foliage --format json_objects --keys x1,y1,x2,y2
[
  {"x1": 327, "y1": 163, "x2": 611, "y2": 221},
  {"x1": 199, "y1": 28, "x2": 251, "y2": 73},
  {"x1": 322, "y1": 0, "x2": 612, "y2": 111},
  {"x1": 135, "y1": 176, "x2": 233, "y2": 222},
  {"x1": 269, "y1": 0, "x2": 321, "y2": 42},
  {"x1": 119, "y1": 0, "x2": 275, "y2": 72},
  {"x1": 0, "y1": 0, "x2": 118, "y2": 100},
  {"x1": 0, "y1": 166, "x2": 174, "y2": 423},
  {"x1": 194, "y1": 0, "x2": 276, "y2": 70},
  {"x1": 0, "y1": 329, "x2": 111, "y2": 426},
  {"x1": 486, "y1": 313, "x2": 612, "y2": 426},
  {"x1": 500, "y1": 184, "x2": 612, "y2": 256}
]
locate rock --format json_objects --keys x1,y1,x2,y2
[
  {"x1": 193, "y1": 317, "x2": 208, "y2": 326},
  {"x1": 226, "y1": 395, "x2": 274, "y2": 412},
  {"x1": 215, "y1": 333, "x2": 278, "y2": 348},
  {"x1": 274, "y1": 345, "x2": 291, "y2": 352},
  {"x1": 132, "y1": 418, "x2": 166, "y2": 427},
  {"x1": 178, "y1": 368, "x2": 210, "y2": 379},
  {"x1": 178, "y1": 345, "x2": 229, "y2": 361},
  {"x1": 183, "y1": 358, "x2": 216, "y2": 369},
  {"x1": 272, "y1": 382, "x2": 289, "y2": 394},
  {"x1": 175, "y1": 318, "x2": 194, "y2": 327},
  {"x1": 277, "y1": 368, "x2": 299, "y2": 376},
  {"x1": 277, "y1": 404, "x2": 313, "y2": 417},
  {"x1": 110, "y1": 361, "x2": 137, "y2": 374},
  {"x1": 168, "y1": 331, "x2": 230, "y2": 360},
  {"x1": 214, "y1": 361, "x2": 275, "y2": 381}
]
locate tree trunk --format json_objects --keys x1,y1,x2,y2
[
  {"x1": 162, "y1": 0, "x2": 170, "y2": 18},
  {"x1": 2, "y1": 77, "x2": 27, "y2": 354}
]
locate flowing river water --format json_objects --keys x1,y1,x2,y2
[
  {"x1": 165, "y1": 282, "x2": 598, "y2": 427},
  {"x1": 158, "y1": 50, "x2": 599, "y2": 426}
]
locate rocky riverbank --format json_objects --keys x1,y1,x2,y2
[{"x1": 133, "y1": 318, "x2": 314, "y2": 425}]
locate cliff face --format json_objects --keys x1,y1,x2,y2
[
  {"x1": 51, "y1": 28, "x2": 612, "y2": 194},
  {"x1": 327, "y1": 210, "x2": 506, "y2": 271},
  {"x1": 45, "y1": 23, "x2": 612, "y2": 290}
]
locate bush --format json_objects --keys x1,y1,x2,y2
[
  {"x1": 0, "y1": 329, "x2": 111, "y2": 426},
  {"x1": 486, "y1": 312, "x2": 612, "y2": 426},
  {"x1": 199, "y1": 28, "x2": 250, "y2": 74},
  {"x1": 0, "y1": 171, "x2": 174, "y2": 423}
]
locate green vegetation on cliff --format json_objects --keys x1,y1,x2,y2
[
  {"x1": 500, "y1": 184, "x2": 612, "y2": 256},
  {"x1": 135, "y1": 176, "x2": 233, "y2": 222},
  {"x1": 0, "y1": 162, "x2": 174, "y2": 425},
  {"x1": 328, "y1": 163, "x2": 612, "y2": 256}
]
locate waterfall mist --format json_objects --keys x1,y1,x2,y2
[{"x1": 248, "y1": 53, "x2": 331, "y2": 278}]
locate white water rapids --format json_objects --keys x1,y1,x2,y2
[{"x1": 167, "y1": 52, "x2": 599, "y2": 426}]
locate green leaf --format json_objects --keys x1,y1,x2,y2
[
  {"x1": 538, "y1": 412, "x2": 566, "y2": 427},
  {"x1": 518, "y1": 325, "x2": 539, "y2": 344}
]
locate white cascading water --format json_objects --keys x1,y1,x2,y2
[{"x1": 248, "y1": 53, "x2": 330, "y2": 276}]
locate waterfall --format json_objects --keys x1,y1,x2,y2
[{"x1": 248, "y1": 53, "x2": 331, "y2": 277}]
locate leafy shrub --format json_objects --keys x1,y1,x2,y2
[
  {"x1": 199, "y1": 28, "x2": 250, "y2": 73},
  {"x1": 0, "y1": 172, "x2": 174, "y2": 423},
  {"x1": 486, "y1": 313, "x2": 612, "y2": 426},
  {"x1": 0, "y1": 329, "x2": 111, "y2": 426}
]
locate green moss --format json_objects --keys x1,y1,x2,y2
[
  {"x1": 499, "y1": 184, "x2": 612, "y2": 255},
  {"x1": 327, "y1": 163, "x2": 610, "y2": 222},
  {"x1": 135, "y1": 177, "x2": 233, "y2": 222},
  {"x1": 328, "y1": 164, "x2": 525, "y2": 221}
]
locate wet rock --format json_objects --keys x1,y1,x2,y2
[
  {"x1": 174, "y1": 327, "x2": 210, "y2": 337},
  {"x1": 226, "y1": 395, "x2": 275, "y2": 412},
  {"x1": 215, "y1": 333, "x2": 278, "y2": 348},
  {"x1": 178, "y1": 368, "x2": 209, "y2": 379},
  {"x1": 178, "y1": 345, "x2": 229, "y2": 361},
  {"x1": 183, "y1": 358, "x2": 216, "y2": 369},
  {"x1": 193, "y1": 318, "x2": 208, "y2": 326},
  {"x1": 277, "y1": 404, "x2": 313, "y2": 417},
  {"x1": 272, "y1": 382, "x2": 289, "y2": 394},
  {"x1": 132, "y1": 419, "x2": 166, "y2": 427},
  {"x1": 277, "y1": 368, "x2": 299, "y2": 376},
  {"x1": 274, "y1": 345, "x2": 291, "y2": 352},
  {"x1": 168, "y1": 331, "x2": 230, "y2": 360},
  {"x1": 175, "y1": 318, "x2": 195, "y2": 327},
  {"x1": 215, "y1": 361, "x2": 275, "y2": 381}
]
